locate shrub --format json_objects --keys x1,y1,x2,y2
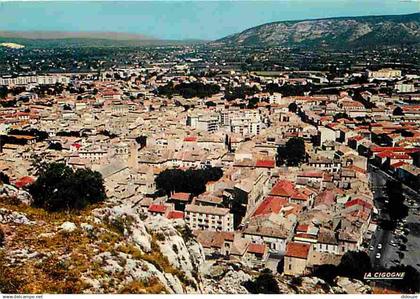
[
  {"x1": 29, "y1": 163, "x2": 106, "y2": 212},
  {"x1": 243, "y1": 269, "x2": 280, "y2": 294}
]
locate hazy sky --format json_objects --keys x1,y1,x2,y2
[{"x1": 0, "y1": 1, "x2": 418, "y2": 40}]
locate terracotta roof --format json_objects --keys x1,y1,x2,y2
[
  {"x1": 14, "y1": 176, "x2": 34, "y2": 188},
  {"x1": 166, "y1": 211, "x2": 184, "y2": 219},
  {"x1": 184, "y1": 136, "x2": 198, "y2": 142},
  {"x1": 285, "y1": 242, "x2": 311, "y2": 259},
  {"x1": 247, "y1": 243, "x2": 266, "y2": 255},
  {"x1": 345, "y1": 198, "x2": 372, "y2": 210},
  {"x1": 171, "y1": 192, "x2": 191, "y2": 202},
  {"x1": 253, "y1": 196, "x2": 288, "y2": 216},
  {"x1": 148, "y1": 204, "x2": 167, "y2": 213},
  {"x1": 296, "y1": 224, "x2": 309, "y2": 233},
  {"x1": 269, "y1": 180, "x2": 297, "y2": 197},
  {"x1": 255, "y1": 159, "x2": 275, "y2": 168}
]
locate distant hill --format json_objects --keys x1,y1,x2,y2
[
  {"x1": 214, "y1": 12, "x2": 420, "y2": 48},
  {"x1": 0, "y1": 31, "x2": 205, "y2": 48}
]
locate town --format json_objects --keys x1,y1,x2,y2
[{"x1": 0, "y1": 43, "x2": 419, "y2": 294}]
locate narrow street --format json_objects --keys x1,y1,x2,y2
[{"x1": 368, "y1": 164, "x2": 420, "y2": 272}]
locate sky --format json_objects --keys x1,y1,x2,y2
[{"x1": 0, "y1": 0, "x2": 418, "y2": 40}]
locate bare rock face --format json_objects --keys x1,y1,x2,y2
[
  {"x1": 145, "y1": 217, "x2": 205, "y2": 292},
  {"x1": 0, "y1": 208, "x2": 34, "y2": 225},
  {"x1": 334, "y1": 276, "x2": 372, "y2": 294},
  {"x1": 0, "y1": 184, "x2": 33, "y2": 205},
  {"x1": 202, "y1": 261, "x2": 251, "y2": 294},
  {"x1": 92, "y1": 204, "x2": 152, "y2": 252},
  {"x1": 88, "y1": 204, "x2": 205, "y2": 294}
]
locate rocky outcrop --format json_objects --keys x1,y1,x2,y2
[
  {"x1": 215, "y1": 12, "x2": 420, "y2": 49},
  {"x1": 0, "y1": 184, "x2": 33, "y2": 206},
  {"x1": 0, "y1": 208, "x2": 34, "y2": 225},
  {"x1": 88, "y1": 203, "x2": 205, "y2": 293},
  {"x1": 202, "y1": 261, "x2": 251, "y2": 294}
]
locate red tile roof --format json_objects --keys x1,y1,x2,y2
[
  {"x1": 148, "y1": 204, "x2": 167, "y2": 213},
  {"x1": 345, "y1": 198, "x2": 372, "y2": 210},
  {"x1": 253, "y1": 196, "x2": 288, "y2": 216},
  {"x1": 184, "y1": 136, "x2": 197, "y2": 142},
  {"x1": 270, "y1": 180, "x2": 296, "y2": 197},
  {"x1": 166, "y1": 211, "x2": 184, "y2": 219},
  {"x1": 296, "y1": 224, "x2": 309, "y2": 233},
  {"x1": 171, "y1": 192, "x2": 191, "y2": 202},
  {"x1": 285, "y1": 242, "x2": 311, "y2": 259},
  {"x1": 390, "y1": 161, "x2": 408, "y2": 169},
  {"x1": 255, "y1": 159, "x2": 275, "y2": 168},
  {"x1": 14, "y1": 176, "x2": 34, "y2": 188},
  {"x1": 247, "y1": 243, "x2": 266, "y2": 255}
]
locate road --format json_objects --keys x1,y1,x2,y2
[{"x1": 368, "y1": 164, "x2": 420, "y2": 272}]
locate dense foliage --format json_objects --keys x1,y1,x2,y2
[
  {"x1": 312, "y1": 251, "x2": 371, "y2": 282},
  {"x1": 265, "y1": 83, "x2": 312, "y2": 96},
  {"x1": 0, "y1": 172, "x2": 9, "y2": 185},
  {"x1": 385, "y1": 180, "x2": 408, "y2": 221},
  {"x1": 155, "y1": 167, "x2": 223, "y2": 196},
  {"x1": 243, "y1": 269, "x2": 280, "y2": 294},
  {"x1": 157, "y1": 82, "x2": 220, "y2": 99},
  {"x1": 224, "y1": 85, "x2": 259, "y2": 101},
  {"x1": 8, "y1": 129, "x2": 49, "y2": 142},
  {"x1": 29, "y1": 163, "x2": 106, "y2": 212},
  {"x1": 276, "y1": 137, "x2": 306, "y2": 166}
]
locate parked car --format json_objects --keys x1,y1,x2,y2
[
  {"x1": 376, "y1": 253, "x2": 381, "y2": 259},
  {"x1": 369, "y1": 246, "x2": 374, "y2": 251},
  {"x1": 377, "y1": 243, "x2": 382, "y2": 249}
]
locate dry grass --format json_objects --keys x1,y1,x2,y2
[{"x1": 119, "y1": 277, "x2": 167, "y2": 294}]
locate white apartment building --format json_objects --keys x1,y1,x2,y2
[
  {"x1": 367, "y1": 68, "x2": 402, "y2": 79},
  {"x1": 0, "y1": 75, "x2": 70, "y2": 86},
  {"x1": 195, "y1": 115, "x2": 219, "y2": 133},
  {"x1": 185, "y1": 204, "x2": 234, "y2": 231}
]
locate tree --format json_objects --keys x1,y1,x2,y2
[
  {"x1": 205, "y1": 101, "x2": 216, "y2": 107},
  {"x1": 312, "y1": 264, "x2": 339, "y2": 283},
  {"x1": 0, "y1": 172, "x2": 10, "y2": 185},
  {"x1": 288, "y1": 102, "x2": 298, "y2": 113},
  {"x1": 393, "y1": 107, "x2": 404, "y2": 116},
  {"x1": 135, "y1": 136, "x2": 147, "y2": 149},
  {"x1": 155, "y1": 167, "x2": 223, "y2": 196},
  {"x1": 277, "y1": 137, "x2": 306, "y2": 166},
  {"x1": 48, "y1": 142, "x2": 62, "y2": 151},
  {"x1": 385, "y1": 180, "x2": 408, "y2": 221},
  {"x1": 0, "y1": 86, "x2": 8, "y2": 99},
  {"x1": 333, "y1": 113, "x2": 349, "y2": 121},
  {"x1": 337, "y1": 251, "x2": 371, "y2": 280},
  {"x1": 243, "y1": 269, "x2": 280, "y2": 294},
  {"x1": 29, "y1": 163, "x2": 106, "y2": 212},
  {"x1": 388, "y1": 265, "x2": 420, "y2": 293}
]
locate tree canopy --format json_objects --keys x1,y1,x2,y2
[
  {"x1": 157, "y1": 82, "x2": 220, "y2": 99},
  {"x1": 385, "y1": 180, "x2": 408, "y2": 221},
  {"x1": 29, "y1": 163, "x2": 106, "y2": 212},
  {"x1": 311, "y1": 251, "x2": 372, "y2": 282},
  {"x1": 393, "y1": 106, "x2": 404, "y2": 116},
  {"x1": 243, "y1": 269, "x2": 280, "y2": 294},
  {"x1": 155, "y1": 167, "x2": 223, "y2": 196},
  {"x1": 388, "y1": 265, "x2": 420, "y2": 293},
  {"x1": 277, "y1": 137, "x2": 306, "y2": 166}
]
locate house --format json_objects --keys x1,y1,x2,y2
[
  {"x1": 168, "y1": 192, "x2": 191, "y2": 211},
  {"x1": 314, "y1": 228, "x2": 339, "y2": 255},
  {"x1": 185, "y1": 204, "x2": 234, "y2": 231},
  {"x1": 284, "y1": 242, "x2": 312, "y2": 275}
]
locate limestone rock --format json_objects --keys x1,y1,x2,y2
[{"x1": 59, "y1": 221, "x2": 77, "y2": 233}]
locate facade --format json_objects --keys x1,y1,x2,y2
[{"x1": 185, "y1": 204, "x2": 234, "y2": 231}]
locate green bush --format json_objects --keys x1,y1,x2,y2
[{"x1": 29, "y1": 163, "x2": 106, "y2": 212}]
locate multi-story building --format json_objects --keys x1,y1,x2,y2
[{"x1": 185, "y1": 204, "x2": 234, "y2": 231}]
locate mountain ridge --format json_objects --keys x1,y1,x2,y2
[{"x1": 215, "y1": 12, "x2": 420, "y2": 48}]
